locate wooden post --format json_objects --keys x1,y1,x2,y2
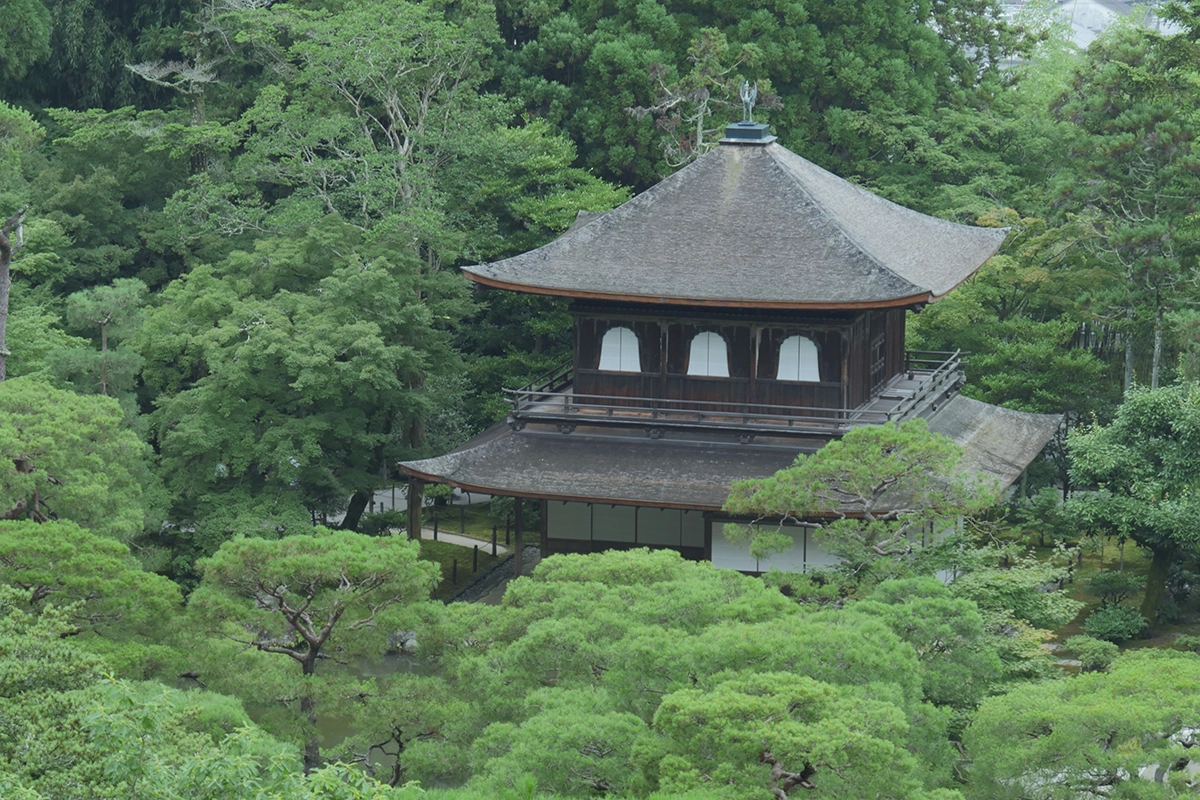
[
  {"x1": 405, "y1": 478, "x2": 423, "y2": 541},
  {"x1": 492, "y1": 524, "x2": 497, "y2": 556},
  {"x1": 505, "y1": 515, "x2": 511, "y2": 546},
  {"x1": 513, "y1": 499, "x2": 524, "y2": 578},
  {"x1": 473, "y1": 545, "x2": 479, "y2": 572},
  {"x1": 539, "y1": 499, "x2": 549, "y2": 555},
  {"x1": 433, "y1": 512, "x2": 439, "y2": 541}
]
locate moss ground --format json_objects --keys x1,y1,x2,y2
[
  {"x1": 1027, "y1": 536, "x2": 1200, "y2": 653},
  {"x1": 426, "y1": 504, "x2": 513, "y2": 543},
  {"x1": 419, "y1": 538, "x2": 504, "y2": 602}
]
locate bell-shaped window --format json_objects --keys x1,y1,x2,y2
[
  {"x1": 687, "y1": 331, "x2": 729, "y2": 377},
  {"x1": 776, "y1": 335, "x2": 820, "y2": 382},
  {"x1": 598, "y1": 326, "x2": 641, "y2": 372}
]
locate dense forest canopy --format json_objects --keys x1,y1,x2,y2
[{"x1": 5, "y1": 0, "x2": 1200, "y2": 797}]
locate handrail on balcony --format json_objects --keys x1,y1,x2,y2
[
  {"x1": 501, "y1": 350, "x2": 964, "y2": 437},
  {"x1": 889, "y1": 349, "x2": 963, "y2": 421},
  {"x1": 519, "y1": 359, "x2": 574, "y2": 399}
]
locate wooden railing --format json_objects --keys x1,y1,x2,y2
[
  {"x1": 893, "y1": 350, "x2": 964, "y2": 419},
  {"x1": 503, "y1": 350, "x2": 964, "y2": 439}
]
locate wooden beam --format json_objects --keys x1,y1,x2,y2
[
  {"x1": 513, "y1": 498, "x2": 524, "y2": 578},
  {"x1": 465, "y1": 271, "x2": 934, "y2": 311},
  {"x1": 539, "y1": 499, "x2": 549, "y2": 555}
]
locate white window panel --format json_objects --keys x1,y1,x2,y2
[
  {"x1": 776, "y1": 335, "x2": 820, "y2": 382},
  {"x1": 687, "y1": 331, "x2": 729, "y2": 377},
  {"x1": 598, "y1": 326, "x2": 641, "y2": 372}
]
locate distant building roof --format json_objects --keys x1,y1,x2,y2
[
  {"x1": 464, "y1": 142, "x2": 1008, "y2": 309},
  {"x1": 401, "y1": 395, "x2": 1061, "y2": 512}
]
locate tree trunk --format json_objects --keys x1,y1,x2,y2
[
  {"x1": 301, "y1": 655, "x2": 321, "y2": 773},
  {"x1": 342, "y1": 489, "x2": 371, "y2": 531},
  {"x1": 1123, "y1": 306, "x2": 1135, "y2": 393},
  {"x1": 1150, "y1": 304, "x2": 1163, "y2": 389},
  {"x1": 1140, "y1": 546, "x2": 1172, "y2": 624}
]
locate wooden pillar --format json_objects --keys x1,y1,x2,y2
[
  {"x1": 406, "y1": 478, "x2": 423, "y2": 541},
  {"x1": 539, "y1": 499, "x2": 549, "y2": 555},
  {"x1": 513, "y1": 497, "x2": 524, "y2": 578}
]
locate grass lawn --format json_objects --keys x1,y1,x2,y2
[{"x1": 419, "y1": 538, "x2": 504, "y2": 602}]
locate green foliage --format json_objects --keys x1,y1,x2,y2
[
  {"x1": 1083, "y1": 605, "x2": 1149, "y2": 644},
  {"x1": 0, "y1": 520, "x2": 183, "y2": 672},
  {"x1": 1053, "y1": 21, "x2": 1200, "y2": 389},
  {"x1": 2, "y1": 297, "x2": 89, "y2": 381},
  {"x1": 495, "y1": 0, "x2": 1036, "y2": 189},
  {"x1": 1085, "y1": 571, "x2": 1146, "y2": 608},
  {"x1": 190, "y1": 528, "x2": 439, "y2": 767},
  {"x1": 0, "y1": 581, "x2": 306, "y2": 800},
  {"x1": 1063, "y1": 635, "x2": 1119, "y2": 673},
  {"x1": 650, "y1": 671, "x2": 928, "y2": 799},
  {"x1": 965, "y1": 650, "x2": 1200, "y2": 798},
  {"x1": 761, "y1": 570, "x2": 850, "y2": 608},
  {"x1": 1069, "y1": 384, "x2": 1200, "y2": 619},
  {"x1": 950, "y1": 552, "x2": 1081, "y2": 631},
  {"x1": 907, "y1": 213, "x2": 1113, "y2": 418},
  {"x1": 138, "y1": 220, "x2": 469, "y2": 539},
  {"x1": 0, "y1": 0, "x2": 51, "y2": 82},
  {"x1": 948, "y1": 551, "x2": 1081, "y2": 683},
  {"x1": 413, "y1": 550, "x2": 962, "y2": 795},
  {"x1": 725, "y1": 419, "x2": 991, "y2": 571},
  {"x1": 855, "y1": 578, "x2": 1003, "y2": 709},
  {"x1": 359, "y1": 511, "x2": 408, "y2": 537},
  {"x1": 45, "y1": 277, "x2": 148, "y2": 410},
  {"x1": 0, "y1": 100, "x2": 43, "y2": 161},
  {"x1": 0, "y1": 377, "x2": 151, "y2": 539},
  {"x1": 470, "y1": 688, "x2": 648, "y2": 796},
  {"x1": 1010, "y1": 486, "x2": 1076, "y2": 548},
  {"x1": 30, "y1": 107, "x2": 194, "y2": 290},
  {"x1": 1173, "y1": 633, "x2": 1200, "y2": 653}
]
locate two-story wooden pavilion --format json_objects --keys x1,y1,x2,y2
[{"x1": 401, "y1": 122, "x2": 1062, "y2": 572}]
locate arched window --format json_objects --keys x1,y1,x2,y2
[
  {"x1": 776, "y1": 335, "x2": 820, "y2": 382},
  {"x1": 598, "y1": 326, "x2": 641, "y2": 372},
  {"x1": 687, "y1": 331, "x2": 729, "y2": 377}
]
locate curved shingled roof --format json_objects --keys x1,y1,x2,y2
[
  {"x1": 401, "y1": 396, "x2": 1062, "y2": 511},
  {"x1": 464, "y1": 142, "x2": 1009, "y2": 309}
]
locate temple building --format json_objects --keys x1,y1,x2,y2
[{"x1": 400, "y1": 121, "x2": 1062, "y2": 572}]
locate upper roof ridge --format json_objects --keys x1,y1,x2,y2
[{"x1": 463, "y1": 142, "x2": 1007, "y2": 309}]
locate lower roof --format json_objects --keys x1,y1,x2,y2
[{"x1": 401, "y1": 395, "x2": 1062, "y2": 512}]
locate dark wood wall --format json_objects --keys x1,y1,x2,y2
[{"x1": 571, "y1": 303, "x2": 906, "y2": 412}]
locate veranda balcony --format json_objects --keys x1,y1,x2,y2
[{"x1": 502, "y1": 350, "x2": 965, "y2": 442}]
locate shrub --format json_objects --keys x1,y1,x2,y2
[
  {"x1": 1167, "y1": 565, "x2": 1197, "y2": 605},
  {"x1": 1085, "y1": 571, "x2": 1145, "y2": 607},
  {"x1": 1063, "y1": 635, "x2": 1119, "y2": 672},
  {"x1": 1158, "y1": 599, "x2": 1186, "y2": 624},
  {"x1": 1173, "y1": 634, "x2": 1200, "y2": 654},
  {"x1": 1083, "y1": 605, "x2": 1148, "y2": 643},
  {"x1": 357, "y1": 510, "x2": 406, "y2": 537}
]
